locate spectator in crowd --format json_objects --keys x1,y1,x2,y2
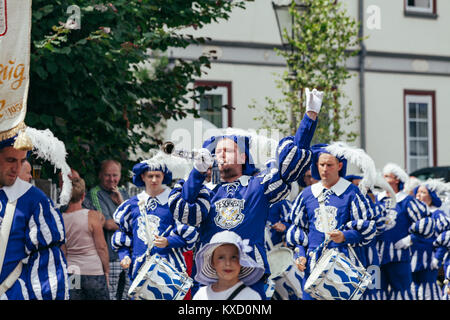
[
  {"x1": 86, "y1": 159, "x2": 130, "y2": 300},
  {"x1": 61, "y1": 177, "x2": 110, "y2": 300}
]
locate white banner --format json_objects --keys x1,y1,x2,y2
[{"x1": 0, "y1": 0, "x2": 31, "y2": 135}]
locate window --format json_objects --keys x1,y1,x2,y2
[
  {"x1": 404, "y1": 91, "x2": 436, "y2": 173},
  {"x1": 405, "y1": 0, "x2": 436, "y2": 16},
  {"x1": 195, "y1": 81, "x2": 232, "y2": 128}
]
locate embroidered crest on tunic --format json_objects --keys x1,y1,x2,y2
[
  {"x1": 137, "y1": 213, "x2": 161, "y2": 244},
  {"x1": 384, "y1": 209, "x2": 398, "y2": 231},
  {"x1": 214, "y1": 198, "x2": 245, "y2": 229},
  {"x1": 314, "y1": 206, "x2": 338, "y2": 233}
]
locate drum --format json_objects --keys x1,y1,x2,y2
[
  {"x1": 267, "y1": 247, "x2": 303, "y2": 300},
  {"x1": 304, "y1": 248, "x2": 371, "y2": 300},
  {"x1": 128, "y1": 253, "x2": 193, "y2": 300}
]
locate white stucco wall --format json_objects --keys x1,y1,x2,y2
[
  {"x1": 361, "y1": 0, "x2": 450, "y2": 56},
  {"x1": 364, "y1": 71, "x2": 450, "y2": 172}
]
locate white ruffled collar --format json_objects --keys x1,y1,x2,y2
[
  {"x1": 1, "y1": 178, "x2": 33, "y2": 203},
  {"x1": 311, "y1": 178, "x2": 351, "y2": 198},
  {"x1": 377, "y1": 190, "x2": 408, "y2": 203},
  {"x1": 137, "y1": 186, "x2": 171, "y2": 205}
]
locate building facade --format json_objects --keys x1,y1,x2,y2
[{"x1": 162, "y1": 0, "x2": 450, "y2": 174}]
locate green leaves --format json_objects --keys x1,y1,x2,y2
[
  {"x1": 252, "y1": 0, "x2": 360, "y2": 143},
  {"x1": 27, "y1": 0, "x2": 248, "y2": 187}
]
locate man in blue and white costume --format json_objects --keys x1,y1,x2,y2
[
  {"x1": 408, "y1": 179, "x2": 450, "y2": 299},
  {"x1": 344, "y1": 173, "x2": 396, "y2": 300},
  {"x1": 432, "y1": 230, "x2": 450, "y2": 300},
  {"x1": 169, "y1": 88, "x2": 324, "y2": 299},
  {"x1": 286, "y1": 142, "x2": 377, "y2": 300},
  {"x1": 111, "y1": 152, "x2": 198, "y2": 296},
  {"x1": 375, "y1": 163, "x2": 431, "y2": 300},
  {"x1": 0, "y1": 133, "x2": 69, "y2": 300}
]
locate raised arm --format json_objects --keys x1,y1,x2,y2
[{"x1": 168, "y1": 170, "x2": 212, "y2": 227}]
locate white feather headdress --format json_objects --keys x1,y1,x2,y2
[
  {"x1": 374, "y1": 171, "x2": 397, "y2": 207},
  {"x1": 420, "y1": 178, "x2": 450, "y2": 195},
  {"x1": 23, "y1": 127, "x2": 72, "y2": 206},
  {"x1": 142, "y1": 150, "x2": 192, "y2": 180},
  {"x1": 325, "y1": 142, "x2": 377, "y2": 195},
  {"x1": 382, "y1": 163, "x2": 409, "y2": 183},
  {"x1": 217, "y1": 127, "x2": 279, "y2": 168}
]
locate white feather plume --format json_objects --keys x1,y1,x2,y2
[
  {"x1": 374, "y1": 171, "x2": 397, "y2": 207},
  {"x1": 420, "y1": 178, "x2": 450, "y2": 195},
  {"x1": 325, "y1": 142, "x2": 377, "y2": 195},
  {"x1": 141, "y1": 150, "x2": 192, "y2": 181},
  {"x1": 220, "y1": 127, "x2": 279, "y2": 168},
  {"x1": 382, "y1": 163, "x2": 409, "y2": 183},
  {"x1": 404, "y1": 176, "x2": 422, "y2": 194},
  {"x1": 25, "y1": 127, "x2": 72, "y2": 205}
]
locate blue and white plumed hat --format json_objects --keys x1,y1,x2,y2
[
  {"x1": 194, "y1": 230, "x2": 265, "y2": 286},
  {"x1": 0, "y1": 124, "x2": 73, "y2": 206},
  {"x1": 132, "y1": 150, "x2": 191, "y2": 187},
  {"x1": 202, "y1": 127, "x2": 278, "y2": 176},
  {"x1": 382, "y1": 163, "x2": 409, "y2": 191},
  {"x1": 311, "y1": 142, "x2": 377, "y2": 194},
  {"x1": 413, "y1": 178, "x2": 450, "y2": 208}
]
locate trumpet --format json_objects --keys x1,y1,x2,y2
[{"x1": 161, "y1": 141, "x2": 219, "y2": 162}]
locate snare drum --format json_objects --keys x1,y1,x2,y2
[
  {"x1": 128, "y1": 253, "x2": 193, "y2": 300},
  {"x1": 304, "y1": 248, "x2": 371, "y2": 300},
  {"x1": 267, "y1": 247, "x2": 303, "y2": 300}
]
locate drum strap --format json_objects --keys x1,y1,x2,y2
[
  {"x1": 227, "y1": 283, "x2": 247, "y2": 300},
  {"x1": 138, "y1": 199, "x2": 187, "y2": 273}
]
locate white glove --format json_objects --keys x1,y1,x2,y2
[
  {"x1": 305, "y1": 88, "x2": 324, "y2": 114},
  {"x1": 394, "y1": 235, "x2": 412, "y2": 250},
  {"x1": 194, "y1": 148, "x2": 214, "y2": 173},
  {"x1": 430, "y1": 257, "x2": 440, "y2": 270}
]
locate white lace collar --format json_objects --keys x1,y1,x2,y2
[
  {"x1": 311, "y1": 178, "x2": 351, "y2": 198},
  {"x1": 137, "y1": 187, "x2": 171, "y2": 205},
  {"x1": 1, "y1": 178, "x2": 33, "y2": 203}
]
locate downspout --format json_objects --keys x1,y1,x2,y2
[{"x1": 359, "y1": 0, "x2": 366, "y2": 150}]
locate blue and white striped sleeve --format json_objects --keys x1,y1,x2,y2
[
  {"x1": 166, "y1": 221, "x2": 199, "y2": 252},
  {"x1": 25, "y1": 198, "x2": 68, "y2": 300},
  {"x1": 409, "y1": 216, "x2": 435, "y2": 239},
  {"x1": 342, "y1": 191, "x2": 376, "y2": 246},
  {"x1": 286, "y1": 193, "x2": 309, "y2": 258},
  {"x1": 261, "y1": 115, "x2": 316, "y2": 204},
  {"x1": 433, "y1": 230, "x2": 450, "y2": 263},
  {"x1": 111, "y1": 200, "x2": 134, "y2": 261},
  {"x1": 168, "y1": 169, "x2": 211, "y2": 227},
  {"x1": 406, "y1": 198, "x2": 429, "y2": 223}
]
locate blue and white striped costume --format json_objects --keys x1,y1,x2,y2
[
  {"x1": 0, "y1": 178, "x2": 68, "y2": 300},
  {"x1": 111, "y1": 188, "x2": 198, "y2": 282},
  {"x1": 360, "y1": 195, "x2": 390, "y2": 300},
  {"x1": 286, "y1": 178, "x2": 377, "y2": 300},
  {"x1": 265, "y1": 199, "x2": 292, "y2": 250},
  {"x1": 433, "y1": 230, "x2": 450, "y2": 300},
  {"x1": 375, "y1": 191, "x2": 430, "y2": 300},
  {"x1": 409, "y1": 207, "x2": 449, "y2": 300},
  {"x1": 169, "y1": 114, "x2": 317, "y2": 298}
]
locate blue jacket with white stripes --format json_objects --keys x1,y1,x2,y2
[
  {"x1": 0, "y1": 178, "x2": 68, "y2": 300},
  {"x1": 168, "y1": 114, "x2": 317, "y2": 274},
  {"x1": 111, "y1": 188, "x2": 198, "y2": 281}
]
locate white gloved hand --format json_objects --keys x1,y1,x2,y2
[
  {"x1": 394, "y1": 235, "x2": 412, "y2": 250},
  {"x1": 430, "y1": 257, "x2": 440, "y2": 270},
  {"x1": 305, "y1": 88, "x2": 324, "y2": 114},
  {"x1": 194, "y1": 148, "x2": 214, "y2": 173}
]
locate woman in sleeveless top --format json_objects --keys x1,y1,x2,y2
[{"x1": 61, "y1": 177, "x2": 110, "y2": 300}]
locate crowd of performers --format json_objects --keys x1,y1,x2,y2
[{"x1": 0, "y1": 88, "x2": 449, "y2": 300}]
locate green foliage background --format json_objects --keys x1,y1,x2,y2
[
  {"x1": 249, "y1": 0, "x2": 361, "y2": 144},
  {"x1": 28, "y1": 0, "x2": 248, "y2": 187}
]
